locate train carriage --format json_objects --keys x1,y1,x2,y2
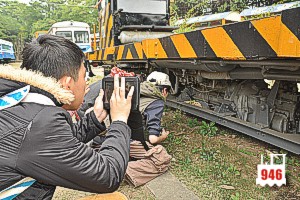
[
  {"x1": 0, "y1": 39, "x2": 15, "y2": 64},
  {"x1": 48, "y1": 21, "x2": 92, "y2": 53},
  {"x1": 87, "y1": 0, "x2": 300, "y2": 154}
]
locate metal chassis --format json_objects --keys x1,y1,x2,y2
[{"x1": 166, "y1": 98, "x2": 300, "y2": 155}]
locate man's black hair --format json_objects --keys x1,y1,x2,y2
[
  {"x1": 158, "y1": 85, "x2": 171, "y2": 93},
  {"x1": 21, "y1": 34, "x2": 85, "y2": 81}
]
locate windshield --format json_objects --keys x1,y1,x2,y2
[
  {"x1": 117, "y1": 0, "x2": 167, "y2": 15},
  {"x1": 74, "y1": 31, "x2": 89, "y2": 44},
  {"x1": 2, "y1": 44, "x2": 11, "y2": 51},
  {"x1": 55, "y1": 31, "x2": 72, "y2": 40}
]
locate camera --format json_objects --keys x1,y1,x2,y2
[{"x1": 102, "y1": 77, "x2": 140, "y2": 111}]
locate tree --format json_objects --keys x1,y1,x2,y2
[
  {"x1": 29, "y1": 0, "x2": 98, "y2": 34},
  {"x1": 0, "y1": 0, "x2": 98, "y2": 59},
  {"x1": 172, "y1": 0, "x2": 298, "y2": 18}
]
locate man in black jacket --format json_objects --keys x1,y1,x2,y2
[{"x1": 0, "y1": 35, "x2": 134, "y2": 199}]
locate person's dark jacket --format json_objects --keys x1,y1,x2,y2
[
  {"x1": 143, "y1": 99, "x2": 164, "y2": 136},
  {"x1": 0, "y1": 66, "x2": 131, "y2": 199},
  {"x1": 77, "y1": 80, "x2": 102, "y2": 118}
]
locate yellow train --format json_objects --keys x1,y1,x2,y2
[
  {"x1": 34, "y1": 30, "x2": 48, "y2": 39},
  {"x1": 87, "y1": 0, "x2": 300, "y2": 154}
]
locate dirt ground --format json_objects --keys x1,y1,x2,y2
[{"x1": 53, "y1": 183, "x2": 155, "y2": 200}]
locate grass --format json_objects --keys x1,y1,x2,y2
[{"x1": 162, "y1": 109, "x2": 300, "y2": 200}]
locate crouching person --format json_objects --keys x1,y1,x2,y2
[{"x1": 0, "y1": 35, "x2": 133, "y2": 199}]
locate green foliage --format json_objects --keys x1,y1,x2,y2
[
  {"x1": 172, "y1": 109, "x2": 183, "y2": 123},
  {"x1": 200, "y1": 148, "x2": 218, "y2": 161},
  {"x1": 228, "y1": 164, "x2": 241, "y2": 176},
  {"x1": 192, "y1": 147, "x2": 200, "y2": 154},
  {"x1": 178, "y1": 156, "x2": 192, "y2": 166},
  {"x1": 217, "y1": 0, "x2": 249, "y2": 13},
  {"x1": 187, "y1": 118, "x2": 199, "y2": 128},
  {"x1": 230, "y1": 192, "x2": 241, "y2": 200},
  {"x1": 171, "y1": 0, "x2": 211, "y2": 33},
  {"x1": 165, "y1": 131, "x2": 185, "y2": 147},
  {"x1": 239, "y1": 148, "x2": 256, "y2": 156},
  {"x1": 198, "y1": 121, "x2": 218, "y2": 137},
  {"x1": 172, "y1": 0, "x2": 299, "y2": 18}
]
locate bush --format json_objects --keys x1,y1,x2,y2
[{"x1": 198, "y1": 121, "x2": 218, "y2": 137}]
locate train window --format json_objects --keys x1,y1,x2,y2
[
  {"x1": 55, "y1": 31, "x2": 72, "y2": 41},
  {"x1": 74, "y1": 31, "x2": 89, "y2": 44},
  {"x1": 2, "y1": 45, "x2": 11, "y2": 51},
  {"x1": 117, "y1": 0, "x2": 167, "y2": 15}
]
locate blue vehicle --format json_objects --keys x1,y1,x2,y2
[{"x1": 0, "y1": 39, "x2": 16, "y2": 63}]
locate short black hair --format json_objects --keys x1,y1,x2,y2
[
  {"x1": 21, "y1": 34, "x2": 85, "y2": 81},
  {"x1": 158, "y1": 85, "x2": 171, "y2": 93}
]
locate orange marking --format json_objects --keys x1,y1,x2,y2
[
  {"x1": 117, "y1": 46, "x2": 125, "y2": 60},
  {"x1": 126, "y1": 48, "x2": 133, "y2": 59},
  {"x1": 142, "y1": 39, "x2": 167, "y2": 59},
  {"x1": 134, "y1": 43, "x2": 144, "y2": 59},
  {"x1": 103, "y1": 47, "x2": 115, "y2": 60},
  {"x1": 106, "y1": 15, "x2": 113, "y2": 47},
  {"x1": 252, "y1": 16, "x2": 300, "y2": 57},
  {"x1": 170, "y1": 34, "x2": 197, "y2": 58},
  {"x1": 202, "y1": 27, "x2": 245, "y2": 60}
]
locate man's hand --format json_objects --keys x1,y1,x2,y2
[
  {"x1": 110, "y1": 75, "x2": 134, "y2": 123},
  {"x1": 160, "y1": 128, "x2": 170, "y2": 141},
  {"x1": 149, "y1": 128, "x2": 170, "y2": 144},
  {"x1": 94, "y1": 89, "x2": 108, "y2": 122}
]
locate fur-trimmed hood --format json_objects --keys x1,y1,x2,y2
[{"x1": 0, "y1": 65, "x2": 75, "y2": 105}]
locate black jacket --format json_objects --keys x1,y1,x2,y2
[{"x1": 0, "y1": 66, "x2": 131, "y2": 199}]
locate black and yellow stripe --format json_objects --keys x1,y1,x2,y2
[
  {"x1": 87, "y1": 7, "x2": 300, "y2": 62},
  {"x1": 114, "y1": 43, "x2": 146, "y2": 60},
  {"x1": 100, "y1": 2, "x2": 114, "y2": 49}
]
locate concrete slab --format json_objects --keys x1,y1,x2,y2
[{"x1": 146, "y1": 172, "x2": 199, "y2": 200}]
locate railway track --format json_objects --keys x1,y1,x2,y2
[{"x1": 166, "y1": 97, "x2": 300, "y2": 155}]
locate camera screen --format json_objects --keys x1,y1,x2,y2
[
  {"x1": 103, "y1": 82, "x2": 114, "y2": 105},
  {"x1": 102, "y1": 77, "x2": 140, "y2": 110}
]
